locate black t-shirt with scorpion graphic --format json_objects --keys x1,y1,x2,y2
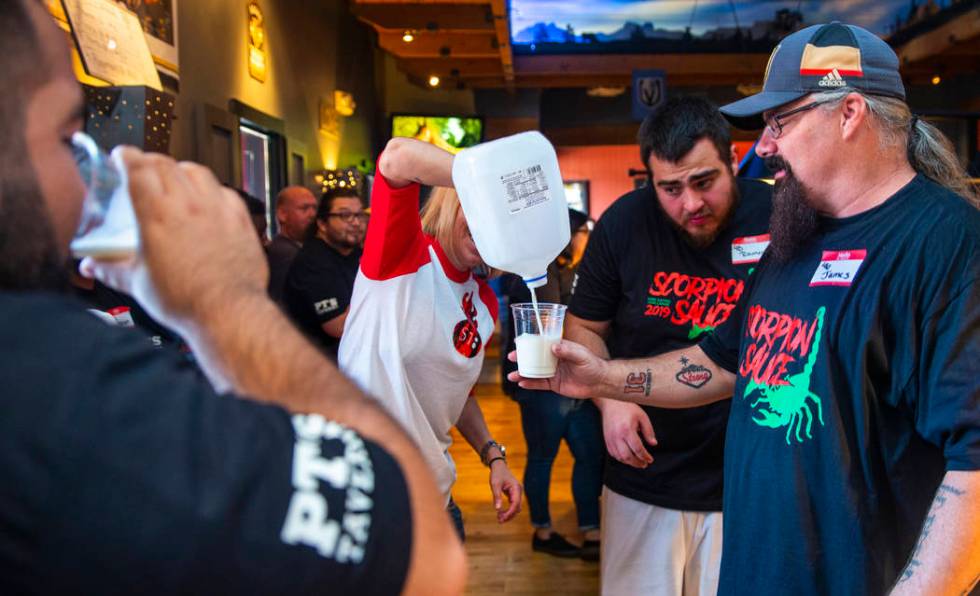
[{"x1": 700, "y1": 175, "x2": 980, "y2": 596}]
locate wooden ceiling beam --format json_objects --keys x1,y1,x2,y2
[
  {"x1": 461, "y1": 72, "x2": 769, "y2": 89},
  {"x1": 894, "y1": 6, "x2": 980, "y2": 67},
  {"x1": 514, "y1": 54, "x2": 771, "y2": 78},
  {"x1": 488, "y1": 0, "x2": 514, "y2": 88},
  {"x1": 396, "y1": 57, "x2": 504, "y2": 78},
  {"x1": 351, "y1": 1, "x2": 494, "y2": 31},
  {"x1": 377, "y1": 29, "x2": 498, "y2": 58},
  {"x1": 355, "y1": 0, "x2": 488, "y2": 4}
]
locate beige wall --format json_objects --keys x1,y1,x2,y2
[
  {"x1": 171, "y1": 0, "x2": 370, "y2": 175},
  {"x1": 55, "y1": 0, "x2": 483, "y2": 178}
]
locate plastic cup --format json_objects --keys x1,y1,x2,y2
[
  {"x1": 69, "y1": 131, "x2": 139, "y2": 260},
  {"x1": 511, "y1": 303, "x2": 567, "y2": 378}
]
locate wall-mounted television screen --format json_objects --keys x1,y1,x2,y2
[
  {"x1": 509, "y1": 0, "x2": 924, "y2": 55},
  {"x1": 391, "y1": 115, "x2": 483, "y2": 154}
]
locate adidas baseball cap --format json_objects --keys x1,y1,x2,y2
[{"x1": 720, "y1": 22, "x2": 906, "y2": 130}]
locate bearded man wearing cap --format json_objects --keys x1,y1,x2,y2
[{"x1": 511, "y1": 22, "x2": 980, "y2": 595}]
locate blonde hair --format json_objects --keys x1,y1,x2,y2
[
  {"x1": 420, "y1": 186, "x2": 462, "y2": 258},
  {"x1": 420, "y1": 186, "x2": 497, "y2": 277}
]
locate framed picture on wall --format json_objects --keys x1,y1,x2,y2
[
  {"x1": 51, "y1": 0, "x2": 179, "y2": 79},
  {"x1": 563, "y1": 180, "x2": 590, "y2": 214},
  {"x1": 115, "y1": 0, "x2": 179, "y2": 78}
]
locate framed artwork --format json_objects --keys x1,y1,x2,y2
[
  {"x1": 563, "y1": 180, "x2": 590, "y2": 214},
  {"x1": 61, "y1": 0, "x2": 162, "y2": 89},
  {"x1": 114, "y1": 0, "x2": 179, "y2": 77},
  {"x1": 52, "y1": 0, "x2": 179, "y2": 78}
]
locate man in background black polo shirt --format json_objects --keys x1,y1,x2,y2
[
  {"x1": 0, "y1": 2, "x2": 465, "y2": 594},
  {"x1": 284, "y1": 187, "x2": 367, "y2": 359}
]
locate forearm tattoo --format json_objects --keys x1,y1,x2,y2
[
  {"x1": 675, "y1": 357, "x2": 712, "y2": 389},
  {"x1": 898, "y1": 483, "x2": 967, "y2": 584},
  {"x1": 624, "y1": 369, "x2": 652, "y2": 396}
]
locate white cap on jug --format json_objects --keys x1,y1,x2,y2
[{"x1": 523, "y1": 272, "x2": 548, "y2": 289}]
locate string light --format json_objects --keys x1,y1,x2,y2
[
  {"x1": 428, "y1": 75, "x2": 440, "y2": 87},
  {"x1": 317, "y1": 168, "x2": 361, "y2": 194}
]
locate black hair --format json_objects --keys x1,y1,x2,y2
[
  {"x1": 0, "y1": 1, "x2": 48, "y2": 102},
  {"x1": 637, "y1": 96, "x2": 732, "y2": 172},
  {"x1": 0, "y1": 0, "x2": 66, "y2": 291},
  {"x1": 229, "y1": 186, "x2": 265, "y2": 216},
  {"x1": 316, "y1": 186, "x2": 362, "y2": 220}
]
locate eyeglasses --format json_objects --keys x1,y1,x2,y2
[
  {"x1": 327, "y1": 212, "x2": 369, "y2": 223},
  {"x1": 763, "y1": 101, "x2": 825, "y2": 139}
]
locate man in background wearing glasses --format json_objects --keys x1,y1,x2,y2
[
  {"x1": 284, "y1": 187, "x2": 368, "y2": 359},
  {"x1": 513, "y1": 22, "x2": 979, "y2": 595}
]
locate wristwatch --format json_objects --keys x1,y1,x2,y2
[{"x1": 479, "y1": 439, "x2": 507, "y2": 467}]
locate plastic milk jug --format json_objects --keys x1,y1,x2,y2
[{"x1": 451, "y1": 131, "x2": 570, "y2": 288}]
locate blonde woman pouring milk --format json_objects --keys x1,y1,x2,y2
[{"x1": 339, "y1": 137, "x2": 522, "y2": 539}]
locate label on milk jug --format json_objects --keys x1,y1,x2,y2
[{"x1": 501, "y1": 164, "x2": 550, "y2": 214}]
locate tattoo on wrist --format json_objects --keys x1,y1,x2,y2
[
  {"x1": 676, "y1": 357, "x2": 712, "y2": 389},
  {"x1": 624, "y1": 369, "x2": 652, "y2": 396},
  {"x1": 898, "y1": 483, "x2": 966, "y2": 583}
]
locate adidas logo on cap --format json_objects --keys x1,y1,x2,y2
[{"x1": 818, "y1": 68, "x2": 846, "y2": 87}]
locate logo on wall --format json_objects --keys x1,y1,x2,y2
[
  {"x1": 247, "y1": 1, "x2": 267, "y2": 82},
  {"x1": 632, "y1": 69, "x2": 666, "y2": 121}
]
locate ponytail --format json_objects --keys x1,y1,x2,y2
[
  {"x1": 815, "y1": 89, "x2": 978, "y2": 207},
  {"x1": 906, "y1": 116, "x2": 979, "y2": 206}
]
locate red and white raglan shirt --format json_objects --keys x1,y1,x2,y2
[{"x1": 338, "y1": 170, "x2": 498, "y2": 503}]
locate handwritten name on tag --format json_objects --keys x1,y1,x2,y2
[
  {"x1": 809, "y1": 250, "x2": 866, "y2": 287},
  {"x1": 732, "y1": 234, "x2": 771, "y2": 265}
]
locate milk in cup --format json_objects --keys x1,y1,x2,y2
[{"x1": 511, "y1": 303, "x2": 567, "y2": 378}]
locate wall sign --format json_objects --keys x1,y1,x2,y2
[
  {"x1": 247, "y1": 1, "x2": 268, "y2": 82},
  {"x1": 631, "y1": 69, "x2": 666, "y2": 121}
]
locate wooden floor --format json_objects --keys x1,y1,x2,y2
[{"x1": 448, "y1": 380, "x2": 600, "y2": 595}]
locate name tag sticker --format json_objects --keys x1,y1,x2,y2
[
  {"x1": 732, "y1": 234, "x2": 771, "y2": 265},
  {"x1": 810, "y1": 249, "x2": 866, "y2": 287}
]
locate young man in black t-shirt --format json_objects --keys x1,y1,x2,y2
[
  {"x1": 0, "y1": 3, "x2": 465, "y2": 594},
  {"x1": 284, "y1": 187, "x2": 367, "y2": 359},
  {"x1": 516, "y1": 23, "x2": 980, "y2": 596},
  {"x1": 566, "y1": 97, "x2": 772, "y2": 595}
]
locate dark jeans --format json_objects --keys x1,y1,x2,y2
[
  {"x1": 447, "y1": 496, "x2": 465, "y2": 542},
  {"x1": 515, "y1": 388, "x2": 603, "y2": 530}
]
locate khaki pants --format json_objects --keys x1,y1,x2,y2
[{"x1": 600, "y1": 487, "x2": 723, "y2": 596}]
